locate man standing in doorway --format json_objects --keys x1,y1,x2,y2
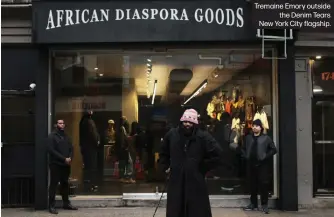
[
  {"x1": 47, "y1": 119, "x2": 78, "y2": 214},
  {"x1": 242, "y1": 119, "x2": 277, "y2": 214},
  {"x1": 79, "y1": 110, "x2": 100, "y2": 191},
  {"x1": 159, "y1": 109, "x2": 223, "y2": 217}
]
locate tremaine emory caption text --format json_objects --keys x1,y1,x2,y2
[{"x1": 254, "y1": 2, "x2": 332, "y2": 29}]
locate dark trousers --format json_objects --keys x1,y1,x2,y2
[
  {"x1": 248, "y1": 162, "x2": 269, "y2": 207},
  {"x1": 82, "y1": 150, "x2": 98, "y2": 185},
  {"x1": 49, "y1": 164, "x2": 70, "y2": 207}
]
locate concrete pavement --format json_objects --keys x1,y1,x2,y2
[{"x1": 2, "y1": 208, "x2": 334, "y2": 217}]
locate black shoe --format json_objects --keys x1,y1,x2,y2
[
  {"x1": 243, "y1": 204, "x2": 258, "y2": 211},
  {"x1": 63, "y1": 203, "x2": 78, "y2": 210},
  {"x1": 262, "y1": 205, "x2": 269, "y2": 214},
  {"x1": 49, "y1": 207, "x2": 58, "y2": 214}
]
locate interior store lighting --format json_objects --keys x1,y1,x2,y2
[
  {"x1": 151, "y1": 80, "x2": 158, "y2": 105},
  {"x1": 147, "y1": 58, "x2": 152, "y2": 62},
  {"x1": 313, "y1": 85, "x2": 323, "y2": 93},
  {"x1": 183, "y1": 80, "x2": 208, "y2": 105},
  {"x1": 94, "y1": 67, "x2": 98, "y2": 70},
  {"x1": 315, "y1": 56, "x2": 322, "y2": 59}
]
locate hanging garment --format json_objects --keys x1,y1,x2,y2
[
  {"x1": 225, "y1": 100, "x2": 232, "y2": 114},
  {"x1": 231, "y1": 102, "x2": 240, "y2": 117},
  {"x1": 206, "y1": 102, "x2": 216, "y2": 119},
  {"x1": 229, "y1": 129, "x2": 240, "y2": 150},
  {"x1": 245, "y1": 99, "x2": 256, "y2": 128},
  {"x1": 237, "y1": 98, "x2": 245, "y2": 122},
  {"x1": 231, "y1": 118, "x2": 240, "y2": 130},
  {"x1": 253, "y1": 111, "x2": 269, "y2": 133},
  {"x1": 216, "y1": 102, "x2": 225, "y2": 121}
]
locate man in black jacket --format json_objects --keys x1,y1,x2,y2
[
  {"x1": 242, "y1": 119, "x2": 277, "y2": 214},
  {"x1": 48, "y1": 119, "x2": 78, "y2": 214}
]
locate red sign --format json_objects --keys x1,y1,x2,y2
[{"x1": 321, "y1": 72, "x2": 334, "y2": 81}]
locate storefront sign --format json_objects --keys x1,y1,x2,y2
[
  {"x1": 45, "y1": 8, "x2": 244, "y2": 30},
  {"x1": 32, "y1": 1, "x2": 255, "y2": 43},
  {"x1": 56, "y1": 96, "x2": 122, "y2": 113}
]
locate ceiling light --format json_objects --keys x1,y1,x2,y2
[
  {"x1": 316, "y1": 56, "x2": 322, "y2": 59},
  {"x1": 147, "y1": 63, "x2": 151, "y2": 67},
  {"x1": 184, "y1": 80, "x2": 208, "y2": 105},
  {"x1": 313, "y1": 85, "x2": 323, "y2": 93},
  {"x1": 147, "y1": 58, "x2": 152, "y2": 62},
  {"x1": 99, "y1": 73, "x2": 104, "y2": 77},
  {"x1": 94, "y1": 67, "x2": 98, "y2": 70},
  {"x1": 151, "y1": 80, "x2": 158, "y2": 105}
]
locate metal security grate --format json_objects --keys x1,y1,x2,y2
[{"x1": 1, "y1": 176, "x2": 34, "y2": 208}]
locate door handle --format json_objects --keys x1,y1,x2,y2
[{"x1": 315, "y1": 140, "x2": 334, "y2": 144}]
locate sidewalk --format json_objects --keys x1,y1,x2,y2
[{"x1": 2, "y1": 208, "x2": 334, "y2": 217}]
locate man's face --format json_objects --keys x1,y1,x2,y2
[
  {"x1": 57, "y1": 120, "x2": 65, "y2": 130},
  {"x1": 252, "y1": 124, "x2": 261, "y2": 134},
  {"x1": 182, "y1": 121, "x2": 194, "y2": 131}
]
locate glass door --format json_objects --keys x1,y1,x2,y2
[{"x1": 313, "y1": 97, "x2": 334, "y2": 195}]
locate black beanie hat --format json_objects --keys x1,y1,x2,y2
[{"x1": 253, "y1": 119, "x2": 263, "y2": 129}]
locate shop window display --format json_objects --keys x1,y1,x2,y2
[{"x1": 52, "y1": 50, "x2": 275, "y2": 196}]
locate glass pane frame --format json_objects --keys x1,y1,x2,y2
[{"x1": 47, "y1": 47, "x2": 279, "y2": 198}]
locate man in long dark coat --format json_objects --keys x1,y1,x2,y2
[
  {"x1": 159, "y1": 109, "x2": 224, "y2": 217},
  {"x1": 79, "y1": 110, "x2": 100, "y2": 191}
]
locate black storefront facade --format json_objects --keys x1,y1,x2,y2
[{"x1": 2, "y1": 0, "x2": 298, "y2": 211}]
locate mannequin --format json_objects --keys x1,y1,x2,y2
[
  {"x1": 105, "y1": 119, "x2": 116, "y2": 162},
  {"x1": 106, "y1": 119, "x2": 116, "y2": 144}
]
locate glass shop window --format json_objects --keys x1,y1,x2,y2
[{"x1": 52, "y1": 49, "x2": 275, "y2": 196}]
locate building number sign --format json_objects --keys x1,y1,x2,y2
[{"x1": 321, "y1": 72, "x2": 334, "y2": 81}]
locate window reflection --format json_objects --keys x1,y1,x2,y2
[{"x1": 53, "y1": 50, "x2": 274, "y2": 195}]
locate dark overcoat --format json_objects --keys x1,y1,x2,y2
[{"x1": 159, "y1": 127, "x2": 223, "y2": 217}]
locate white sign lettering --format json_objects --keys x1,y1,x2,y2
[
  {"x1": 46, "y1": 9, "x2": 110, "y2": 30},
  {"x1": 45, "y1": 7, "x2": 244, "y2": 30}
]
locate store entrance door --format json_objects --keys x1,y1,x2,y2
[{"x1": 313, "y1": 97, "x2": 334, "y2": 195}]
